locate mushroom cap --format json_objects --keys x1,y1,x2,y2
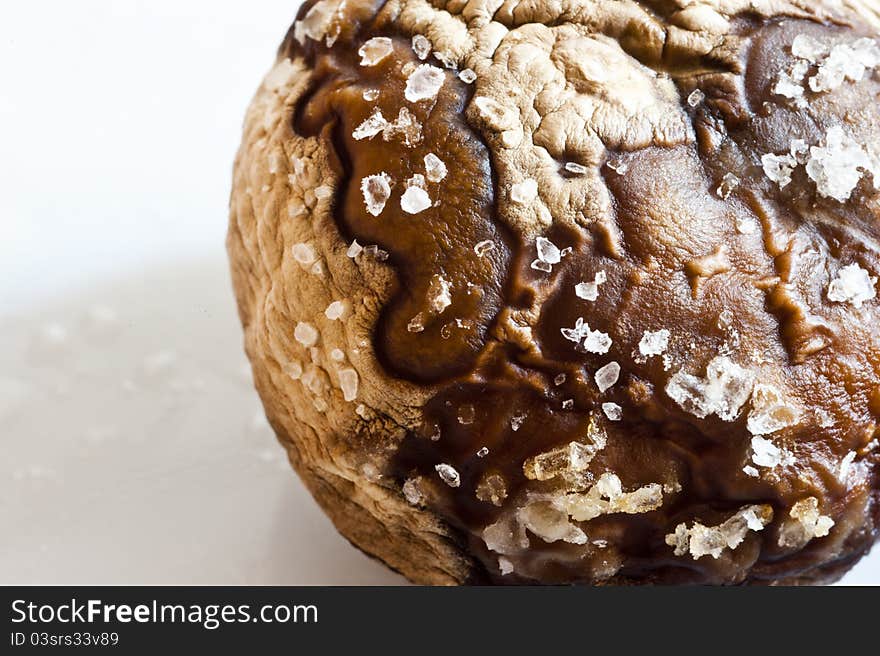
[{"x1": 229, "y1": 0, "x2": 880, "y2": 584}]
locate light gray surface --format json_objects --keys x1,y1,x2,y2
[{"x1": 0, "y1": 1, "x2": 876, "y2": 585}]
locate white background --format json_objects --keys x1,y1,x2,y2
[{"x1": 0, "y1": 1, "x2": 876, "y2": 584}]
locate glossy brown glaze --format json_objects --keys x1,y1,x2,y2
[{"x1": 234, "y1": 0, "x2": 880, "y2": 584}]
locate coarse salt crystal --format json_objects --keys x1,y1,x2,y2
[
  {"x1": 474, "y1": 96, "x2": 514, "y2": 130},
  {"x1": 827, "y1": 262, "x2": 877, "y2": 308},
  {"x1": 294, "y1": 322, "x2": 319, "y2": 347},
  {"x1": 363, "y1": 244, "x2": 389, "y2": 261},
  {"x1": 346, "y1": 239, "x2": 363, "y2": 258},
  {"x1": 606, "y1": 159, "x2": 628, "y2": 175},
  {"x1": 404, "y1": 64, "x2": 445, "y2": 102},
  {"x1": 564, "y1": 162, "x2": 588, "y2": 175},
  {"x1": 352, "y1": 108, "x2": 388, "y2": 141},
  {"x1": 751, "y1": 435, "x2": 793, "y2": 468},
  {"x1": 575, "y1": 271, "x2": 606, "y2": 301},
  {"x1": 665, "y1": 356, "x2": 754, "y2": 421},
  {"x1": 535, "y1": 236, "x2": 560, "y2": 264},
  {"x1": 773, "y1": 59, "x2": 809, "y2": 105},
  {"x1": 402, "y1": 478, "x2": 424, "y2": 505},
  {"x1": 435, "y1": 463, "x2": 461, "y2": 488},
  {"x1": 806, "y1": 126, "x2": 877, "y2": 202},
  {"x1": 401, "y1": 186, "x2": 432, "y2": 214},
  {"x1": 338, "y1": 368, "x2": 358, "y2": 401},
  {"x1": 295, "y1": 0, "x2": 338, "y2": 44},
  {"x1": 292, "y1": 242, "x2": 316, "y2": 265},
  {"x1": 284, "y1": 360, "x2": 303, "y2": 380},
  {"x1": 595, "y1": 362, "x2": 621, "y2": 393},
  {"x1": 412, "y1": 34, "x2": 431, "y2": 59},
  {"x1": 362, "y1": 88, "x2": 379, "y2": 101},
  {"x1": 602, "y1": 402, "x2": 622, "y2": 421},
  {"x1": 406, "y1": 173, "x2": 426, "y2": 189},
  {"x1": 716, "y1": 173, "x2": 740, "y2": 199},
  {"x1": 762, "y1": 153, "x2": 798, "y2": 188},
  {"x1": 383, "y1": 107, "x2": 423, "y2": 147},
  {"x1": 583, "y1": 328, "x2": 612, "y2": 354},
  {"x1": 839, "y1": 451, "x2": 857, "y2": 480},
  {"x1": 428, "y1": 275, "x2": 453, "y2": 313},
  {"x1": 458, "y1": 68, "x2": 477, "y2": 84},
  {"x1": 687, "y1": 89, "x2": 705, "y2": 107},
  {"x1": 639, "y1": 329, "x2": 670, "y2": 358},
  {"x1": 325, "y1": 301, "x2": 345, "y2": 320},
  {"x1": 407, "y1": 313, "x2": 425, "y2": 333},
  {"x1": 511, "y1": 179, "x2": 538, "y2": 204},
  {"x1": 424, "y1": 153, "x2": 447, "y2": 182},
  {"x1": 748, "y1": 384, "x2": 799, "y2": 436},
  {"x1": 474, "y1": 240, "x2": 495, "y2": 257},
  {"x1": 360, "y1": 172, "x2": 392, "y2": 216},
  {"x1": 791, "y1": 34, "x2": 826, "y2": 63},
  {"x1": 358, "y1": 37, "x2": 393, "y2": 66}
]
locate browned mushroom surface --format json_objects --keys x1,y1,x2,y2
[{"x1": 229, "y1": 0, "x2": 880, "y2": 584}]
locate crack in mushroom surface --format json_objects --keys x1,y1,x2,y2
[{"x1": 228, "y1": 0, "x2": 880, "y2": 584}]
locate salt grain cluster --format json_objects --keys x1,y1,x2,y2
[
  {"x1": 352, "y1": 106, "x2": 425, "y2": 147},
  {"x1": 666, "y1": 505, "x2": 773, "y2": 560},
  {"x1": 827, "y1": 262, "x2": 877, "y2": 308},
  {"x1": 750, "y1": 435, "x2": 794, "y2": 469},
  {"x1": 638, "y1": 329, "x2": 670, "y2": 358},
  {"x1": 778, "y1": 497, "x2": 834, "y2": 548},
  {"x1": 561, "y1": 317, "x2": 612, "y2": 354},
  {"x1": 774, "y1": 34, "x2": 880, "y2": 103},
  {"x1": 531, "y1": 236, "x2": 563, "y2": 273},
  {"x1": 806, "y1": 126, "x2": 880, "y2": 202},
  {"x1": 665, "y1": 356, "x2": 754, "y2": 421}
]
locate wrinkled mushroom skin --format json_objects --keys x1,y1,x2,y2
[{"x1": 228, "y1": 0, "x2": 880, "y2": 585}]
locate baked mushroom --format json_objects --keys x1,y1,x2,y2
[{"x1": 228, "y1": 0, "x2": 880, "y2": 584}]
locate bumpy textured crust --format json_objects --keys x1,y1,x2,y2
[{"x1": 229, "y1": 0, "x2": 880, "y2": 585}]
